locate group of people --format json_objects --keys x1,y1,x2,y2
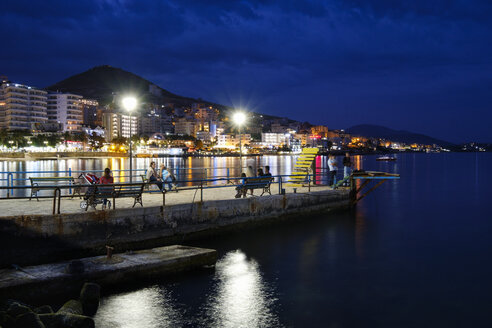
[
  {"x1": 146, "y1": 161, "x2": 177, "y2": 192},
  {"x1": 328, "y1": 152, "x2": 352, "y2": 187},
  {"x1": 93, "y1": 163, "x2": 175, "y2": 210},
  {"x1": 235, "y1": 165, "x2": 273, "y2": 198}
]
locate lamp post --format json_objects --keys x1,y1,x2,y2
[
  {"x1": 232, "y1": 112, "x2": 246, "y2": 174},
  {"x1": 122, "y1": 96, "x2": 137, "y2": 183}
]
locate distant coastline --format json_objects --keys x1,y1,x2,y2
[{"x1": 0, "y1": 148, "x2": 475, "y2": 161}]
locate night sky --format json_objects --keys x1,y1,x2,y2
[{"x1": 1, "y1": 0, "x2": 491, "y2": 143}]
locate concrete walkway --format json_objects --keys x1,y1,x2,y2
[
  {"x1": 0, "y1": 245, "x2": 217, "y2": 300},
  {"x1": 0, "y1": 183, "x2": 336, "y2": 217}
]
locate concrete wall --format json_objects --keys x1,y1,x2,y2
[{"x1": 0, "y1": 189, "x2": 351, "y2": 266}]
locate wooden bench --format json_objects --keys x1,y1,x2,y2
[
  {"x1": 29, "y1": 176, "x2": 81, "y2": 201},
  {"x1": 236, "y1": 177, "x2": 273, "y2": 198},
  {"x1": 84, "y1": 183, "x2": 145, "y2": 211}
]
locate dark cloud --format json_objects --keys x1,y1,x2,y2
[{"x1": 0, "y1": 0, "x2": 491, "y2": 142}]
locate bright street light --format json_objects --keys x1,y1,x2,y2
[
  {"x1": 233, "y1": 112, "x2": 246, "y2": 126},
  {"x1": 122, "y1": 96, "x2": 137, "y2": 112},
  {"x1": 122, "y1": 96, "x2": 138, "y2": 183}
]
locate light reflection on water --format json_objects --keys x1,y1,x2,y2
[
  {"x1": 94, "y1": 286, "x2": 183, "y2": 328},
  {"x1": 94, "y1": 250, "x2": 281, "y2": 328},
  {"x1": 201, "y1": 251, "x2": 280, "y2": 328}
]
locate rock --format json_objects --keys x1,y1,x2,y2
[
  {"x1": 39, "y1": 313, "x2": 94, "y2": 328},
  {"x1": 15, "y1": 312, "x2": 45, "y2": 328},
  {"x1": 0, "y1": 312, "x2": 15, "y2": 328},
  {"x1": 65, "y1": 260, "x2": 85, "y2": 274},
  {"x1": 79, "y1": 283, "x2": 100, "y2": 316},
  {"x1": 57, "y1": 300, "x2": 83, "y2": 315},
  {"x1": 34, "y1": 305, "x2": 54, "y2": 314},
  {"x1": 7, "y1": 302, "x2": 31, "y2": 317}
]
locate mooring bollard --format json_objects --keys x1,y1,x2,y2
[{"x1": 106, "y1": 245, "x2": 114, "y2": 260}]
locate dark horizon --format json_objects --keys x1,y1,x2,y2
[{"x1": 1, "y1": 0, "x2": 491, "y2": 143}]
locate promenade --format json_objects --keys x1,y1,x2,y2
[{"x1": 0, "y1": 184, "x2": 334, "y2": 217}]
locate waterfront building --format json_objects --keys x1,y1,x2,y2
[
  {"x1": 174, "y1": 117, "x2": 197, "y2": 137},
  {"x1": 0, "y1": 79, "x2": 48, "y2": 131},
  {"x1": 196, "y1": 130, "x2": 213, "y2": 143},
  {"x1": 102, "y1": 112, "x2": 138, "y2": 141},
  {"x1": 47, "y1": 92, "x2": 83, "y2": 132},
  {"x1": 294, "y1": 133, "x2": 309, "y2": 146},
  {"x1": 311, "y1": 125, "x2": 329, "y2": 137},
  {"x1": 216, "y1": 133, "x2": 251, "y2": 148},
  {"x1": 79, "y1": 98, "x2": 101, "y2": 128},
  {"x1": 261, "y1": 132, "x2": 291, "y2": 147}
]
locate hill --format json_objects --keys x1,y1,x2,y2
[
  {"x1": 46, "y1": 65, "x2": 224, "y2": 109},
  {"x1": 346, "y1": 124, "x2": 454, "y2": 146}
]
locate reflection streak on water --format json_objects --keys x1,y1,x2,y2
[
  {"x1": 94, "y1": 286, "x2": 182, "y2": 328},
  {"x1": 204, "y1": 250, "x2": 280, "y2": 328}
]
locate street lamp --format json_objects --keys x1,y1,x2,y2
[
  {"x1": 232, "y1": 111, "x2": 247, "y2": 173},
  {"x1": 122, "y1": 96, "x2": 137, "y2": 183}
]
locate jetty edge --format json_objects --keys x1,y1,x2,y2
[{"x1": 0, "y1": 245, "x2": 217, "y2": 301}]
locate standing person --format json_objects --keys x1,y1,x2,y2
[
  {"x1": 99, "y1": 167, "x2": 113, "y2": 209},
  {"x1": 160, "y1": 164, "x2": 173, "y2": 191},
  {"x1": 328, "y1": 155, "x2": 338, "y2": 187},
  {"x1": 246, "y1": 165, "x2": 255, "y2": 177},
  {"x1": 343, "y1": 152, "x2": 352, "y2": 186},
  {"x1": 146, "y1": 161, "x2": 163, "y2": 191}
]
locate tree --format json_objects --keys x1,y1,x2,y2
[
  {"x1": 194, "y1": 140, "x2": 204, "y2": 150},
  {"x1": 88, "y1": 133, "x2": 105, "y2": 150}
]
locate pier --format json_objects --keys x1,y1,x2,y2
[
  {"x1": 0, "y1": 245, "x2": 217, "y2": 301},
  {"x1": 0, "y1": 165, "x2": 400, "y2": 267},
  {"x1": 0, "y1": 183, "x2": 351, "y2": 267}
]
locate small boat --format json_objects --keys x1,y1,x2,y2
[{"x1": 376, "y1": 156, "x2": 397, "y2": 161}]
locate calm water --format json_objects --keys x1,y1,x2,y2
[{"x1": 8, "y1": 153, "x2": 492, "y2": 327}]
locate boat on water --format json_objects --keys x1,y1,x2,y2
[{"x1": 376, "y1": 155, "x2": 397, "y2": 161}]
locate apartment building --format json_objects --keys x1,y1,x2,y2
[
  {"x1": 0, "y1": 80, "x2": 48, "y2": 130},
  {"x1": 47, "y1": 92, "x2": 83, "y2": 132},
  {"x1": 79, "y1": 98, "x2": 101, "y2": 128},
  {"x1": 174, "y1": 117, "x2": 197, "y2": 137},
  {"x1": 102, "y1": 112, "x2": 138, "y2": 141},
  {"x1": 217, "y1": 134, "x2": 252, "y2": 148},
  {"x1": 261, "y1": 132, "x2": 291, "y2": 147}
]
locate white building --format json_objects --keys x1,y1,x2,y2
[
  {"x1": 0, "y1": 80, "x2": 48, "y2": 130},
  {"x1": 261, "y1": 133, "x2": 291, "y2": 147},
  {"x1": 102, "y1": 112, "x2": 138, "y2": 141},
  {"x1": 174, "y1": 117, "x2": 197, "y2": 137},
  {"x1": 47, "y1": 93, "x2": 83, "y2": 132},
  {"x1": 217, "y1": 134, "x2": 251, "y2": 148}
]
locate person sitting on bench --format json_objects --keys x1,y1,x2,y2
[
  {"x1": 235, "y1": 173, "x2": 247, "y2": 198},
  {"x1": 160, "y1": 164, "x2": 174, "y2": 191},
  {"x1": 99, "y1": 168, "x2": 113, "y2": 209},
  {"x1": 146, "y1": 161, "x2": 163, "y2": 191}
]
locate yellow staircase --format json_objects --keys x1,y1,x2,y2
[{"x1": 286, "y1": 148, "x2": 319, "y2": 187}]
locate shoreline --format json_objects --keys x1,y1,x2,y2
[{"x1": 0, "y1": 149, "x2": 461, "y2": 161}]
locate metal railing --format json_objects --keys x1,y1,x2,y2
[
  {"x1": 0, "y1": 162, "x2": 352, "y2": 199},
  {"x1": 0, "y1": 170, "x2": 344, "y2": 215}
]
